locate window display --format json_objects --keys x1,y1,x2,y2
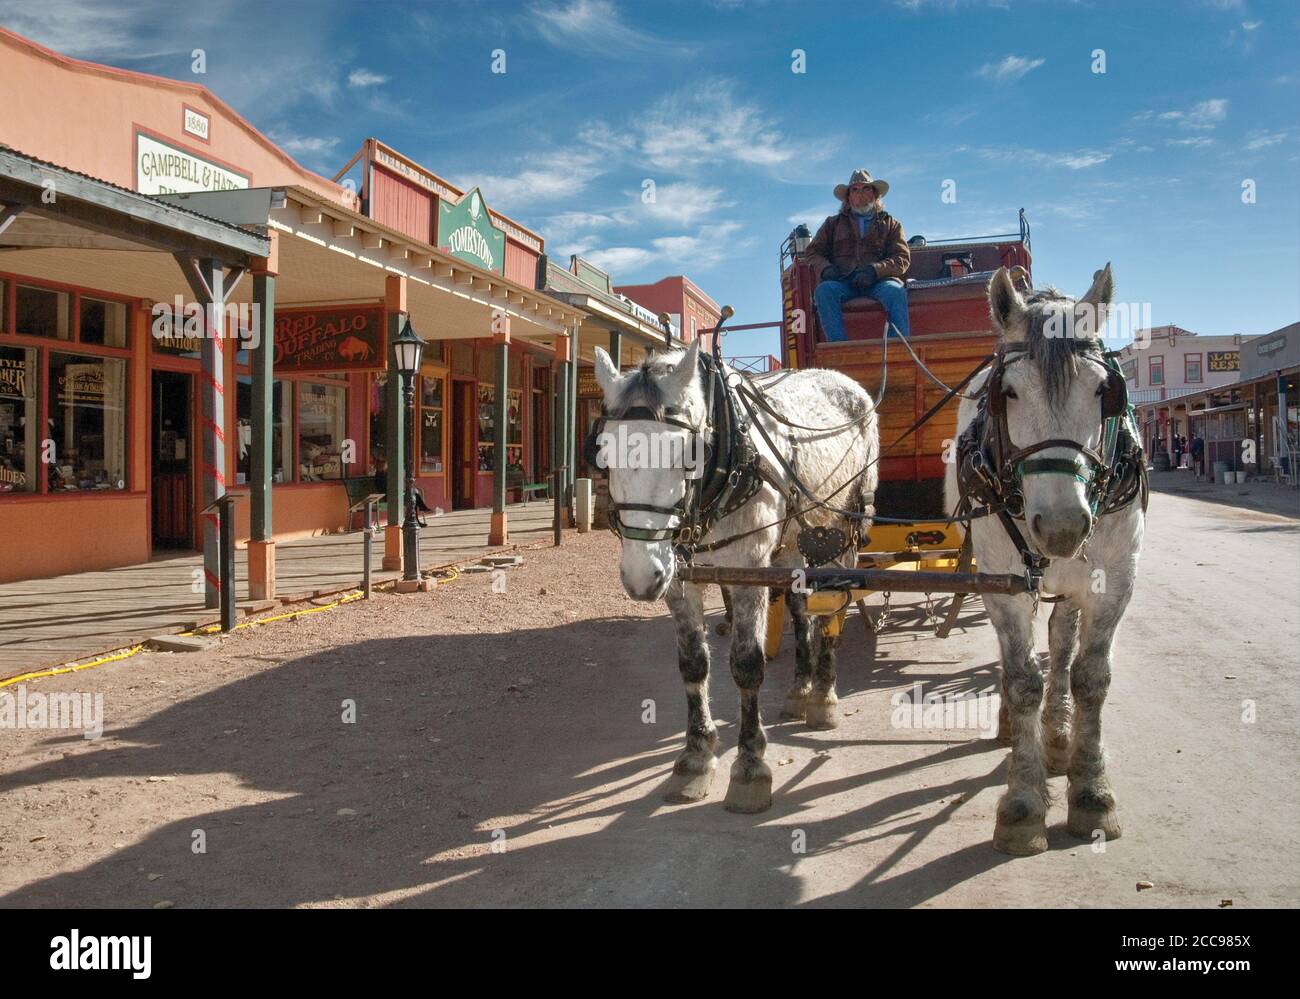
[
  {"x1": 420, "y1": 374, "x2": 444, "y2": 473},
  {"x1": 235, "y1": 376, "x2": 291, "y2": 486},
  {"x1": 47, "y1": 352, "x2": 126, "y2": 491},
  {"x1": 297, "y1": 381, "x2": 347, "y2": 481},
  {"x1": 0, "y1": 345, "x2": 36, "y2": 493},
  {"x1": 80, "y1": 297, "x2": 128, "y2": 348}
]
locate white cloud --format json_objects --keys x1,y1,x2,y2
[
  {"x1": 528, "y1": 0, "x2": 688, "y2": 55},
  {"x1": 976, "y1": 55, "x2": 1045, "y2": 84},
  {"x1": 630, "y1": 80, "x2": 797, "y2": 172},
  {"x1": 457, "y1": 150, "x2": 606, "y2": 211},
  {"x1": 347, "y1": 69, "x2": 388, "y2": 88},
  {"x1": 580, "y1": 221, "x2": 749, "y2": 277},
  {"x1": 1165, "y1": 137, "x2": 1215, "y2": 148},
  {"x1": 270, "y1": 133, "x2": 341, "y2": 157},
  {"x1": 1241, "y1": 20, "x2": 1261, "y2": 30},
  {"x1": 583, "y1": 246, "x2": 660, "y2": 273},
  {"x1": 639, "y1": 182, "x2": 733, "y2": 226},
  {"x1": 976, "y1": 147, "x2": 1110, "y2": 170},
  {"x1": 1144, "y1": 98, "x2": 1228, "y2": 130},
  {"x1": 1245, "y1": 130, "x2": 1287, "y2": 150}
]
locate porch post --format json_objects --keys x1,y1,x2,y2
[
  {"x1": 175, "y1": 255, "x2": 227, "y2": 609},
  {"x1": 383, "y1": 275, "x2": 408, "y2": 571},
  {"x1": 248, "y1": 232, "x2": 278, "y2": 599},
  {"x1": 568, "y1": 322, "x2": 580, "y2": 524},
  {"x1": 556, "y1": 331, "x2": 571, "y2": 527},
  {"x1": 608, "y1": 326, "x2": 622, "y2": 369},
  {"x1": 489, "y1": 312, "x2": 510, "y2": 546}
]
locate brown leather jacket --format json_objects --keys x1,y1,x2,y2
[{"x1": 805, "y1": 207, "x2": 911, "y2": 282}]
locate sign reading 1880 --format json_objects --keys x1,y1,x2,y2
[
  {"x1": 437, "y1": 188, "x2": 506, "y2": 275},
  {"x1": 135, "y1": 131, "x2": 250, "y2": 195}
]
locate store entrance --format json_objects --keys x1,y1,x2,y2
[
  {"x1": 451, "y1": 379, "x2": 475, "y2": 509},
  {"x1": 151, "y1": 370, "x2": 193, "y2": 548}
]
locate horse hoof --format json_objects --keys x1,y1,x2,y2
[
  {"x1": 779, "y1": 693, "x2": 807, "y2": 721},
  {"x1": 993, "y1": 821, "x2": 1049, "y2": 856},
  {"x1": 723, "y1": 775, "x2": 773, "y2": 814},
  {"x1": 1067, "y1": 789, "x2": 1121, "y2": 840},
  {"x1": 805, "y1": 700, "x2": 840, "y2": 730},
  {"x1": 664, "y1": 770, "x2": 716, "y2": 803}
]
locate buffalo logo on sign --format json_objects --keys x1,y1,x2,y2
[
  {"x1": 1207, "y1": 351, "x2": 1240, "y2": 373},
  {"x1": 274, "y1": 307, "x2": 385, "y2": 372},
  {"x1": 437, "y1": 188, "x2": 506, "y2": 275}
]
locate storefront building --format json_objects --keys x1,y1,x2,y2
[
  {"x1": 0, "y1": 28, "x2": 585, "y2": 590},
  {"x1": 613, "y1": 275, "x2": 722, "y2": 353}
]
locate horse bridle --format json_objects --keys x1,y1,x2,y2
[
  {"x1": 957, "y1": 340, "x2": 1147, "y2": 590},
  {"x1": 585, "y1": 352, "x2": 760, "y2": 547}
]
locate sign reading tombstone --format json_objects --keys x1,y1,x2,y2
[
  {"x1": 273, "y1": 306, "x2": 385, "y2": 372},
  {"x1": 437, "y1": 188, "x2": 506, "y2": 275}
]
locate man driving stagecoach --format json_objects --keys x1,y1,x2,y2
[{"x1": 806, "y1": 168, "x2": 912, "y2": 341}]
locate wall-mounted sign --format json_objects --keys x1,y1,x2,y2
[
  {"x1": 578, "y1": 369, "x2": 601, "y2": 397},
  {"x1": 1122, "y1": 359, "x2": 1137, "y2": 382},
  {"x1": 1207, "y1": 351, "x2": 1240, "y2": 373},
  {"x1": 1256, "y1": 335, "x2": 1288, "y2": 357},
  {"x1": 182, "y1": 106, "x2": 210, "y2": 142},
  {"x1": 273, "y1": 307, "x2": 385, "y2": 372},
  {"x1": 135, "y1": 131, "x2": 250, "y2": 195},
  {"x1": 437, "y1": 188, "x2": 506, "y2": 275}
]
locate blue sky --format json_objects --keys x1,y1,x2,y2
[{"x1": 4, "y1": 0, "x2": 1297, "y2": 356}]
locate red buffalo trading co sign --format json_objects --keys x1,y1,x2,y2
[{"x1": 273, "y1": 307, "x2": 385, "y2": 371}]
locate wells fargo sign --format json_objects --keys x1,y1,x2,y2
[
  {"x1": 437, "y1": 188, "x2": 506, "y2": 275},
  {"x1": 273, "y1": 307, "x2": 384, "y2": 372},
  {"x1": 1207, "y1": 351, "x2": 1239, "y2": 373}
]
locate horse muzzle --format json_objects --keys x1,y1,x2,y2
[{"x1": 1029, "y1": 510, "x2": 1093, "y2": 559}]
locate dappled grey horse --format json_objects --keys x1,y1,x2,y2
[
  {"x1": 946, "y1": 264, "x2": 1146, "y2": 854},
  {"x1": 593, "y1": 340, "x2": 878, "y2": 812}
]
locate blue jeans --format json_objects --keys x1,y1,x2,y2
[{"x1": 815, "y1": 271, "x2": 910, "y2": 341}]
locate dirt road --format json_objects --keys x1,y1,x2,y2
[{"x1": 1, "y1": 485, "x2": 1296, "y2": 908}]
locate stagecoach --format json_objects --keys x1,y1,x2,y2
[{"x1": 699, "y1": 211, "x2": 1037, "y2": 652}]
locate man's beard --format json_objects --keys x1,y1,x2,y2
[{"x1": 851, "y1": 202, "x2": 875, "y2": 216}]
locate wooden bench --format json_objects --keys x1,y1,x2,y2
[
  {"x1": 506, "y1": 467, "x2": 549, "y2": 504},
  {"x1": 342, "y1": 476, "x2": 386, "y2": 531}
]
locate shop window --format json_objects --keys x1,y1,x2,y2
[
  {"x1": 1185, "y1": 354, "x2": 1202, "y2": 384},
  {"x1": 297, "y1": 381, "x2": 348, "y2": 481},
  {"x1": 477, "y1": 383, "x2": 495, "y2": 471},
  {"x1": 17, "y1": 284, "x2": 70, "y2": 340},
  {"x1": 0, "y1": 345, "x2": 37, "y2": 493},
  {"x1": 47, "y1": 352, "x2": 127, "y2": 491},
  {"x1": 1149, "y1": 355, "x2": 1164, "y2": 386},
  {"x1": 0, "y1": 278, "x2": 6, "y2": 332},
  {"x1": 419, "y1": 374, "x2": 444, "y2": 473},
  {"x1": 369, "y1": 372, "x2": 388, "y2": 468},
  {"x1": 235, "y1": 376, "x2": 291, "y2": 486},
  {"x1": 80, "y1": 297, "x2": 128, "y2": 348},
  {"x1": 507, "y1": 387, "x2": 523, "y2": 475}
]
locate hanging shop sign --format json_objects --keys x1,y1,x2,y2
[
  {"x1": 273, "y1": 306, "x2": 385, "y2": 372},
  {"x1": 135, "y1": 130, "x2": 250, "y2": 195},
  {"x1": 437, "y1": 188, "x2": 506, "y2": 275},
  {"x1": 1207, "y1": 351, "x2": 1240, "y2": 373}
]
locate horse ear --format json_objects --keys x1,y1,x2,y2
[
  {"x1": 1077, "y1": 262, "x2": 1115, "y2": 336},
  {"x1": 593, "y1": 346, "x2": 621, "y2": 402},
  {"x1": 988, "y1": 267, "x2": 1027, "y2": 341},
  {"x1": 663, "y1": 339, "x2": 701, "y2": 402}
]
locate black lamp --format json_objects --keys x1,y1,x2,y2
[{"x1": 391, "y1": 318, "x2": 426, "y2": 581}]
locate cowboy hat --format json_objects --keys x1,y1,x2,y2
[{"x1": 833, "y1": 168, "x2": 889, "y2": 201}]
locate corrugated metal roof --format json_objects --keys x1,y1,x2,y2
[{"x1": 0, "y1": 143, "x2": 268, "y2": 240}]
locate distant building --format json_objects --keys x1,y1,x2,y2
[{"x1": 613, "y1": 276, "x2": 722, "y2": 354}]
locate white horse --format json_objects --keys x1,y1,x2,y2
[
  {"x1": 946, "y1": 264, "x2": 1145, "y2": 855},
  {"x1": 593, "y1": 340, "x2": 878, "y2": 813}
]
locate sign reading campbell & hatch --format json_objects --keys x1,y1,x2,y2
[
  {"x1": 135, "y1": 131, "x2": 250, "y2": 195},
  {"x1": 437, "y1": 188, "x2": 506, "y2": 275},
  {"x1": 273, "y1": 307, "x2": 385, "y2": 372}
]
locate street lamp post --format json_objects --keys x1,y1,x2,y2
[{"x1": 392, "y1": 318, "x2": 426, "y2": 582}]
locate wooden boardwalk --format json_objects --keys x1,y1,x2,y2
[{"x1": 0, "y1": 503, "x2": 558, "y2": 675}]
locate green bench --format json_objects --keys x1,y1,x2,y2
[
  {"x1": 506, "y1": 467, "x2": 550, "y2": 504},
  {"x1": 342, "y1": 476, "x2": 386, "y2": 531}
]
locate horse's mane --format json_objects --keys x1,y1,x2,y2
[
  {"x1": 605, "y1": 352, "x2": 687, "y2": 419},
  {"x1": 1019, "y1": 286, "x2": 1106, "y2": 405}
]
